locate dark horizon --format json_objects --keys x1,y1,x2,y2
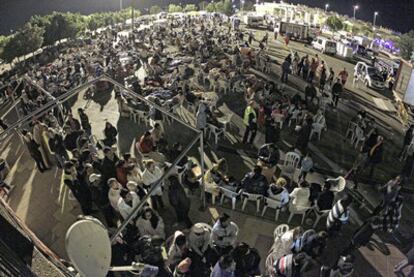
[{"x1": 0, "y1": 0, "x2": 413, "y2": 35}]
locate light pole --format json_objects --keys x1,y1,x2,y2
[
  {"x1": 325, "y1": 3, "x2": 329, "y2": 13},
  {"x1": 119, "y1": 0, "x2": 123, "y2": 10},
  {"x1": 373, "y1": 11, "x2": 378, "y2": 28},
  {"x1": 353, "y1": 5, "x2": 359, "y2": 20},
  {"x1": 241, "y1": 0, "x2": 245, "y2": 14}
]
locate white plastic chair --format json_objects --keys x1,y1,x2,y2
[
  {"x1": 273, "y1": 114, "x2": 284, "y2": 129},
  {"x1": 310, "y1": 203, "x2": 331, "y2": 228},
  {"x1": 207, "y1": 124, "x2": 224, "y2": 144},
  {"x1": 219, "y1": 187, "x2": 241, "y2": 210},
  {"x1": 346, "y1": 122, "x2": 358, "y2": 141},
  {"x1": 217, "y1": 114, "x2": 234, "y2": 132},
  {"x1": 326, "y1": 176, "x2": 346, "y2": 193},
  {"x1": 288, "y1": 110, "x2": 301, "y2": 127},
  {"x1": 203, "y1": 178, "x2": 219, "y2": 205},
  {"x1": 273, "y1": 224, "x2": 290, "y2": 240},
  {"x1": 241, "y1": 192, "x2": 263, "y2": 213},
  {"x1": 353, "y1": 126, "x2": 365, "y2": 149},
  {"x1": 280, "y1": 152, "x2": 301, "y2": 182},
  {"x1": 310, "y1": 123, "x2": 325, "y2": 141},
  {"x1": 287, "y1": 201, "x2": 312, "y2": 225},
  {"x1": 131, "y1": 110, "x2": 149, "y2": 125},
  {"x1": 261, "y1": 197, "x2": 283, "y2": 221}
]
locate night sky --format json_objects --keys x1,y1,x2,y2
[{"x1": 0, "y1": 0, "x2": 413, "y2": 35}]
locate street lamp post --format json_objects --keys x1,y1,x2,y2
[
  {"x1": 241, "y1": 0, "x2": 245, "y2": 14},
  {"x1": 325, "y1": 3, "x2": 329, "y2": 13},
  {"x1": 353, "y1": 5, "x2": 359, "y2": 20},
  {"x1": 119, "y1": 0, "x2": 123, "y2": 10},
  {"x1": 373, "y1": 11, "x2": 379, "y2": 28}
]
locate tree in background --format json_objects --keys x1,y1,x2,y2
[
  {"x1": 243, "y1": 0, "x2": 255, "y2": 11},
  {"x1": 326, "y1": 16, "x2": 343, "y2": 32},
  {"x1": 198, "y1": 1, "x2": 207, "y2": 11},
  {"x1": 43, "y1": 13, "x2": 80, "y2": 45},
  {"x1": 360, "y1": 24, "x2": 374, "y2": 38},
  {"x1": 149, "y1": 5, "x2": 162, "y2": 15},
  {"x1": 222, "y1": 0, "x2": 233, "y2": 15},
  {"x1": 0, "y1": 36, "x2": 11, "y2": 58},
  {"x1": 398, "y1": 30, "x2": 414, "y2": 60},
  {"x1": 168, "y1": 4, "x2": 183, "y2": 13},
  {"x1": 1, "y1": 24, "x2": 44, "y2": 63},
  {"x1": 206, "y1": 2, "x2": 216, "y2": 13},
  {"x1": 183, "y1": 4, "x2": 198, "y2": 12}
]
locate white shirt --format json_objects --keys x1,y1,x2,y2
[
  {"x1": 117, "y1": 192, "x2": 139, "y2": 220},
  {"x1": 108, "y1": 188, "x2": 121, "y2": 211},
  {"x1": 211, "y1": 220, "x2": 238, "y2": 248},
  {"x1": 141, "y1": 166, "x2": 164, "y2": 196},
  {"x1": 289, "y1": 187, "x2": 311, "y2": 207}
]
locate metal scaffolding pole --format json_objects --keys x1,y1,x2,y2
[
  {"x1": 0, "y1": 76, "x2": 105, "y2": 141},
  {"x1": 23, "y1": 77, "x2": 66, "y2": 122},
  {"x1": 101, "y1": 74, "x2": 201, "y2": 133},
  {"x1": 110, "y1": 134, "x2": 201, "y2": 243},
  {"x1": 200, "y1": 133, "x2": 206, "y2": 208}
]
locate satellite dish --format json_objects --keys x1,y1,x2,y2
[{"x1": 65, "y1": 217, "x2": 111, "y2": 277}]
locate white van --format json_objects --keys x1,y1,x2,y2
[{"x1": 312, "y1": 37, "x2": 337, "y2": 55}]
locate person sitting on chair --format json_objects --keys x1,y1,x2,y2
[{"x1": 257, "y1": 143, "x2": 280, "y2": 167}]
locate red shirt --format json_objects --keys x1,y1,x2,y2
[
  {"x1": 116, "y1": 167, "x2": 128, "y2": 187},
  {"x1": 138, "y1": 136, "x2": 154, "y2": 154}
]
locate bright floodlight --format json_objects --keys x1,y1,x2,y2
[
  {"x1": 354, "y1": 5, "x2": 359, "y2": 10},
  {"x1": 374, "y1": 11, "x2": 379, "y2": 15}
]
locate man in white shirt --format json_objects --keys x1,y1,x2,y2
[
  {"x1": 211, "y1": 213, "x2": 239, "y2": 255},
  {"x1": 289, "y1": 182, "x2": 311, "y2": 209}
]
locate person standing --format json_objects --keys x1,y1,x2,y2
[
  {"x1": 47, "y1": 128, "x2": 69, "y2": 169},
  {"x1": 103, "y1": 122, "x2": 118, "y2": 147},
  {"x1": 295, "y1": 118, "x2": 313, "y2": 154},
  {"x1": 319, "y1": 67, "x2": 327, "y2": 93},
  {"x1": 338, "y1": 68, "x2": 349, "y2": 86},
  {"x1": 211, "y1": 255, "x2": 236, "y2": 277},
  {"x1": 196, "y1": 101, "x2": 208, "y2": 133},
  {"x1": 78, "y1": 108, "x2": 92, "y2": 136},
  {"x1": 326, "y1": 195, "x2": 352, "y2": 236},
  {"x1": 142, "y1": 160, "x2": 165, "y2": 210},
  {"x1": 168, "y1": 175, "x2": 192, "y2": 228},
  {"x1": 305, "y1": 83, "x2": 317, "y2": 104},
  {"x1": 281, "y1": 58, "x2": 291, "y2": 83},
  {"x1": 362, "y1": 135, "x2": 384, "y2": 180},
  {"x1": 308, "y1": 58, "x2": 319, "y2": 83},
  {"x1": 242, "y1": 101, "x2": 257, "y2": 145},
  {"x1": 399, "y1": 125, "x2": 414, "y2": 160},
  {"x1": 63, "y1": 161, "x2": 93, "y2": 215},
  {"x1": 331, "y1": 78, "x2": 343, "y2": 108},
  {"x1": 302, "y1": 57, "x2": 310, "y2": 80},
  {"x1": 32, "y1": 120, "x2": 52, "y2": 168},
  {"x1": 232, "y1": 242, "x2": 261, "y2": 276},
  {"x1": 299, "y1": 152, "x2": 313, "y2": 181},
  {"x1": 327, "y1": 67, "x2": 335, "y2": 87},
  {"x1": 211, "y1": 213, "x2": 239, "y2": 255},
  {"x1": 22, "y1": 130, "x2": 48, "y2": 172}
]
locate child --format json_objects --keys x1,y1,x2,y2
[{"x1": 299, "y1": 152, "x2": 313, "y2": 182}]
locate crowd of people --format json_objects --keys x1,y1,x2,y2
[{"x1": 0, "y1": 11, "x2": 411, "y2": 277}]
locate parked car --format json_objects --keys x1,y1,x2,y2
[
  {"x1": 352, "y1": 44, "x2": 376, "y2": 65},
  {"x1": 312, "y1": 37, "x2": 337, "y2": 55},
  {"x1": 354, "y1": 62, "x2": 385, "y2": 90}
]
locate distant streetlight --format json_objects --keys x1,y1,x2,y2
[
  {"x1": 325, "y1": 3, "x2": 329, "y2": 13},
  {"x1": 373, "y1": 11, "x2": 379, "y2": 28},
  {"x1": 241, "y1": 0, "x2": 245, "y2": 14},
  {"x1": 353, "y1": 5, "x2": 359, "y2": 20},
  {"x1": 119, "y1": 0, "x2": 123, "y2": 10}
]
